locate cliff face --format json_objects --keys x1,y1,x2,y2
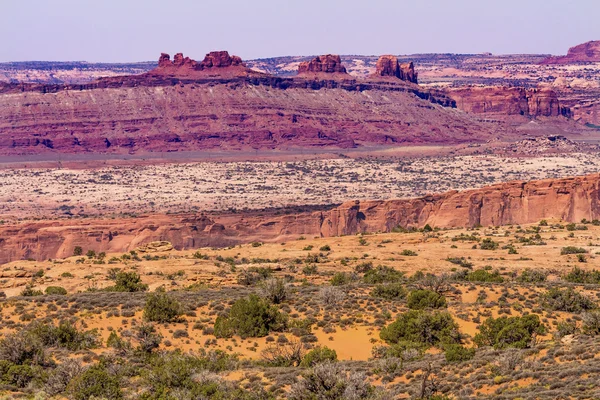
[
  {"x1": 542, "y1": 41, "x2": 600, "y2": 64},
  {"x1": 0, "y1": 51, "x2": 493, "y2": 155},
  {"x1": 447, "y1": 86, "x2": 571, "y2": 117},
  {"x1": 297, "y1": 55, "x2": 348, "y2": 75},
  {"x1": 2, "y1": 173, "x2": 599, "y2": 265},
  {"x1": 373, "y1": 55, "x2": 418, "y2": 84}
]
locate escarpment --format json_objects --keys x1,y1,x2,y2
[
  {"x1": 447, "y1": 86, "x2": 571, "y2": 117},
  {"x1": 0, "y1": 51, "x2": 490, "y2": 156},
  {"x1": 2, "y1": 173, "x2": 599, "y2": 265}
]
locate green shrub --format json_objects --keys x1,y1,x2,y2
[
  {"x1": 582, "y1": 311, "x2": 600, "y2": 335},
  {"x1": 110, "y1": 271, "x2": 148, "y2": 292},
  {"x1": 45, "y1": 286, "x2": 67, "y2": 295},
  {"x1": 380, "y1": 310, "x2": 461, "y2": 348},
  {"x1": 67, "y1": 363, "x2": 122, "y2": 400},
  {"x1": 407, "y1": 290, "x2": 447, "y2": 310},
  {"x1": 363, "y1": 266, "x2": 404, "y2": 284},
  {"x1": 300, "y1": 346, "x2": 338, "y2": 367},
  {"x1": 330, "y1": 272, "x2": 350, "y2": 286},
  {"x1": 73, "y1": 246, "x2": 83, "y2": 256},
  {"x1": 0, "y1": 332, "x2": 45, "y2": 365},
  {"x1": 401, "y1": 249, "x2": 418, "y2": 256},
  {"x1": 28, "y1": 321, "x2": 99, "y2": 351},
  {"x1": 480, "y1": 238, "x2": 499, "y2": 250},
  {"x1": 444, "y1": 344, "x2": 475, "y2": 363},
  {"x1": 214, "y1": 294, "x2": 287, "y2": 339},
  {"x1": 541, "y1": 287, "x2": 596, "y2": 312},
  {"x1": 474, "y1": 314, "x2": 545, "y2": 349},
  {"x1": 466, "y1": 269, "x2": 504, "y2": 283},
  {"x1": 143, "y1": 291, "x2": 183, "y2": 323},
  {"x1": 20, "y1": 285, "x2": 43, "y2": 297},
  {"x1": 564, "y1": 266, "x2": 600, "y2": 284},
  {"x1": 561, "y1": 246, "x2": 588, "y2": 255},
  {"x1": 517, "y1": 269, "x2": 547, "y2": 283},
  {"x1": 6, "y1": 364, "x2": 41, "y2": 388},
  {"x1": 446, "y1": 257, "x2": 473, "y2": 269},
  {"x1": 319, "y1": 245, "x2": 331, "y2": 251},
  {"x1": 370, "y1": 283, "x2": 407, "y2": 300}
]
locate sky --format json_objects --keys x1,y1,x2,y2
[{"x1": 1, "y1": 0, "x2": 598, "y2": 62}]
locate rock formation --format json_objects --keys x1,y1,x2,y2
[
  {"x1": 541, "y1": 41, "x2": 600, "y2": 64},
  {"x1": 447, "y1": 86, "x2": 571, "y2": 117},
  {"x1": 2, "y1": 173, "x2": 600, "y2": 265},
  {"x1": 152, "y1": 51, "x2": 247, "y2": 75},
  {"x1": 0, "y1": 63, "x2": 490, "y2": 155},
  {"x1": 373, "y1": 55, "x2": 418, "y2": 84},
  {"x1": 297, "y1": 55, "x2": 348, "y2": 75}
]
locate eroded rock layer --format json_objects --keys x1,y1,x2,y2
[
  {"x1": 447, "y1": 86, "x2": 571, "y2": 117},
  {"x1": 2, "y1": 173, "x2": 599, "y2": 264},
  {"x1": 0, "y1": 53, "x2": 489, "y2": 155},
  {"x1": 373, "y1": 55, "x2": 418, "y2": 83}
]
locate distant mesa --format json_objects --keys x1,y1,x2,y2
[
  {"x1": 297, "y1": 54, "x2": 348, "y2": 75},
  {"x1": 153, "y1": 50, "x2": 249, "y2": 76},
  {"x1": 372, "y1": 55, "x2": 418, "y2": 84},
  {"x1": 447, "y1": 86, "x2": 571, "y2": 118},
  {"x1": 541, "y1": 41, "x2": 600, "y2": 65}
]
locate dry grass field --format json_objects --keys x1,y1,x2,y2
[{"x1": 2, "y1": 219, "x2": 600, "y2": 398}]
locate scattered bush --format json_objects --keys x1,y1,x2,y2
[
  {"x1": 363, "y1": 266, "x2": 404, "y2": 284},
  {"x1": 561, "y1": 246, "x2": 588, "y2": 255},
  {"x1": 330, "y1": 272, "x2": 351, "y2": 286},
  {"x1": 143, "y1": 291, "x2": 183, "y2": 323},
  {"x1": 289, "y1": 362, "x2": 374, "y2": 400},
  {"x1": 474, "y1": 314, "x2": 545, "y2": 349},
  {"x1": 300, "y1": 346, "x2": 338, "y2": 367},
  {"x1": 45, "y1": 286, "x2": 67, "y2": 295},
  {"x1": 466, "y1": 269, "x2": 504, "y2": 283},
  {"x1": 214, "y1": 294, "x2": 287, "y2": 339},
  {"x1": 444, "y1": 344, "x2": 475, "y2": 363},
  {"x1": 564, "y1": 267, "x2": 600, "y2": 284},
  {"x1": 582, "y1": 311, "x2": 600, "y2": 335},
  {"x1": 541, "y1": 287, "x2": 596, "y2": 312},
  {"x1": 319, "y1": 286, "x2": 346, "y2": 307},
  {"x1": 517, "y1": 269, "x2": 548, "y2": 283},
  {"x1": 260, "y1": 278, "x2": 288, "y2": 304},
  {"x1": 407, "y1": 290, "x2": 447, "y2": 310},
  {"x1": 370, "y1": 283, "x2": 407, "y2": 300},
  {"x1": 380, "y1": 310, "x2": 461, "y2": 348},
  {"x1": 110, "y1": 271, "x2": 148, "y2": 292},
  {"x1": 480, "y1": 238, "x2": 499, "y2": 250},
  {"x1": 67, "y1": 363, "x2": 122, "y2": 400}
]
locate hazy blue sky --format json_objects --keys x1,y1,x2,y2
[{"x1": 1, "y1": 0, "x2": 598, "y2": 62}]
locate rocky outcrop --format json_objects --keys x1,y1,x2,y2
[
  {"x1": 447, "y1": 86, "x2": 571, "y2": 117},
  {"x1": 2, "y1": 173, "x2": 600, "y2": 264},
  {"x1": 373, "y1": 55, "x2": 418, "y2": 84},
  {"x1": 152, "y1": 51, "x2": 248, "y2": 76},
  {"x1": 297, "y1": 55, "x2": 348, "y2": 75},
  {"x1": 542, "y1": 41, "x2": 600, "y2": 65}
]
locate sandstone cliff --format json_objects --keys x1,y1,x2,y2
[
  {"x1": 2, "y1": 173, "x2": 599, "y2": 264},
  {"x1": 542, "y1": 41, "x2": 600, "y2": 65},
  {"x1": 0, "y1": 51, "x2": 494, "y2": 156},
  {"x1": 154, "y1": 51, "x2": 249, "y2": 77},
  {"x1": 447, "y1": 86, "x2": 571, "y2": 117},
  {"x1": 372, "y1": 55, "x2": 418, "y2": 84},
  {"x1": 297, "y1": 55, "x2": 348, "y2": 75}
]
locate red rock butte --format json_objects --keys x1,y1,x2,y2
[
  {"x1": 297, "y1": 54, "x2": 348, "y2": 76},
  {"x1": 152, "y1": 50, "x2": 252, "y2": 77},
  {"x1": 541, "y1": 41, "x2": 600, "y2": 65},
  {"x1": 372, "y1": 55, "x2": 418, "y2": 84}
]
